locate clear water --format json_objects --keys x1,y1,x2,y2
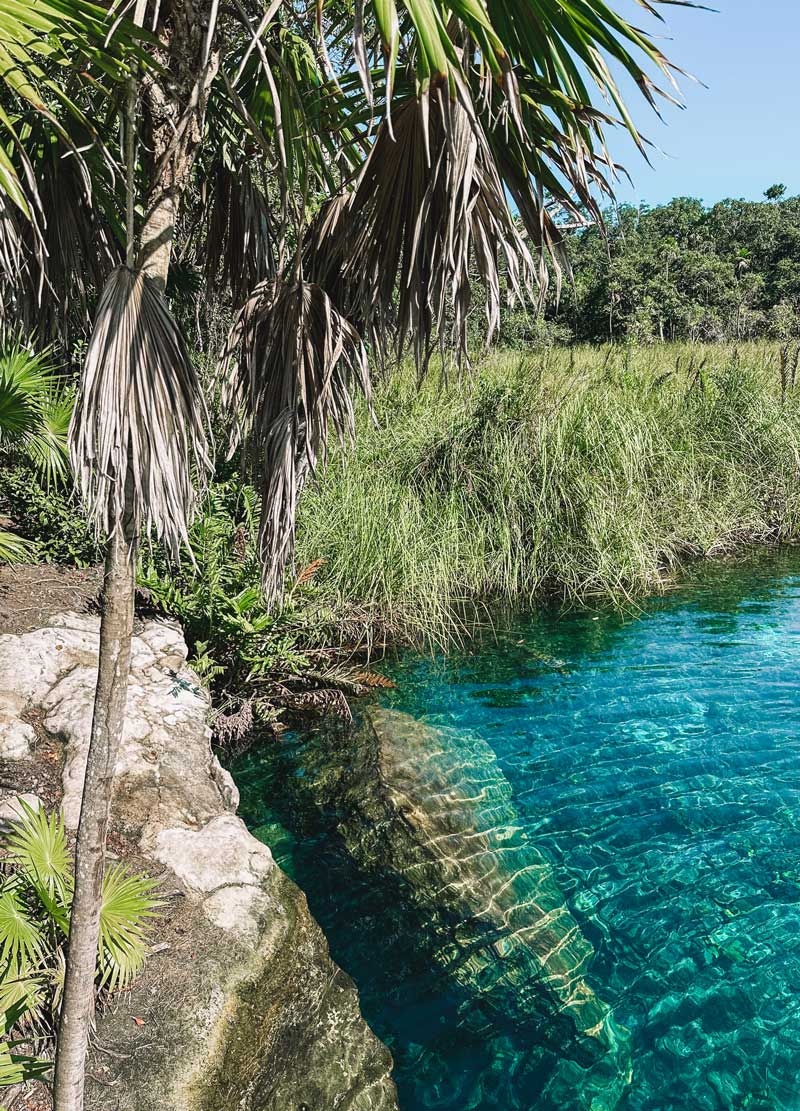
[{"x1": 234, "y1": 552, "x2": 800, "y2": 1111}]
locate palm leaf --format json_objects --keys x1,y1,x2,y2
[
  {"x1": 5, "y1": 803, "x2": 72, "y2": 905},
  {"x1": 69, "y1": 266, "x2": 213, "y2": 557},
  {"x1": 0, "y1": 530, "x2": 34, "y2": 564},
  {"x1": 203, "y1": 160, "x2": 275, "y2": 304},
  {"x1": 0, "y1": 958, "x2": 49, "y2": 1034},
  {"x1": 0, "y1": 887, "x2": 43, "y2": 967},
  {"x1": 0, "y1": 336, "x2": 70, "y2": 482},
  {"x1": 97, "y1": 865, "x2": 160, "y2": 995},
  {"x1": 221, "y1": 276, "x2": 371, "y2": 603},
  {"x1": 307, "y1": 89, "x2": 536, "y2": 368}
]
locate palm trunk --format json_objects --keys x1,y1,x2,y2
[
  {"x1": 52, "y1": 518, "x2": 136, "y2": 1111},
  {"x1": 52, "y1": 8, "x2": 219, "y2": 1105}
]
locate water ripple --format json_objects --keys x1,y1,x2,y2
[{"x1": 235, "y1": 552, "x2": 800, "y2": 1111}]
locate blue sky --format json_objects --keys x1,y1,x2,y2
[{"x1": 599, "y1": 0, "x2": 797, "y2": 207}]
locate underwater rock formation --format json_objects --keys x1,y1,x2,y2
[{"x1": 300, "y1": 706, "x2": 632, "y2": 1111}]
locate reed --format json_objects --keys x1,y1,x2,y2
[{"x1": 295, "y1": 342, "x2": 800, "y2": 647}]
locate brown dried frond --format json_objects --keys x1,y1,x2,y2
[
  {"x1": 70, "y1": 266, "x2": 212, "y2": 556},
  {"x1": 221, "y1": 277, "x2": 370, "y2": 604}
]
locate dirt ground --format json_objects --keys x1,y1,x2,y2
[{"x1": 0, "y1": 563, "x2": 102, "y2": 636}]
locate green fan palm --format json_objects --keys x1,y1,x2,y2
[
  {"x1": 0, "y1": 336, "x2": 73, "y2": 563},
  {"x1": 0, "y1": 998, "x2": 52, "y2": 1090},
  {"x1": 0, "y1": 338, "x2": 71, "y2": 484},
  {"x1": 0, "y1": 804, "x2": 160, "y2": 1039},
  {"x1": 0, "y1": 531, "x2": 34, "y2": 565}
]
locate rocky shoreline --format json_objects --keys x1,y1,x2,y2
[{"x1": 0, "y1": 613, "x2": 397, "y2": 1111}]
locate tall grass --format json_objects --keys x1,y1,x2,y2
[{"x1": 295, "y1": 342, "x2": 800, "y2": 648}]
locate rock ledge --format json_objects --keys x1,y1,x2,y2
[{"x1": 0, "y1": 614, "x2": 397, "y2": 1111}]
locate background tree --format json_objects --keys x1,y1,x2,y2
[{"x1": 525, "y1": 190, "x2": 800, "y2": 345}]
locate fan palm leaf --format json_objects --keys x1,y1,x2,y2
[
  {"x1": 97, "y1": 865, "x2": 160, "y2": 995},
  {"x1": 0, "y1": 531, "x2": 34, "y2": 563},
  {"x1": 70, "y1": 266, "x2": 213, "y2": 557},
  {"x1": 203, "y1": 159, "x2": 275, "y2": 305},
  {"x1": 0, "y1": 996, "x2": 52, "y2": 1086},
  {"x1": 0, "y1": 337, "x2": 70, "y2": 483},
  {"x1": 0, "y1": 888, "x2": 44, "y2": 967},
  {"x1": 5, "y1": 804, "x2": 71, "y2": 904},
  {"x1": 307, "y1": 88, "x2": 536, "y2": 368}
]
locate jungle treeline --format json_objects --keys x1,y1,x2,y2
[{"x1": 510, "y1": 187, "x2": 800, "y2": 346}]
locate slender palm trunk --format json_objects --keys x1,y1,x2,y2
[
  {"x1": 52, "y1": 518, "x2": 136, "y2": 1111},
  {"x1": 52, "y1": 9, "x2": 219, "y2": 1105}
]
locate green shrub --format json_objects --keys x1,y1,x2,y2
[
  {"x1": 0, "y1": 464, "x2": 100, "y2": 566},
  {"x1": 139, "y1": 481, "x2": 326, "y2": 699}
]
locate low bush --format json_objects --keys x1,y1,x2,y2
[{"x1": 0, "y1": 464, "x2": 101, "y2": 567}]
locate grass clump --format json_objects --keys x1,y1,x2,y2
[{"x1": 294, "y1": 343, "x2": 800, "y2": 646}]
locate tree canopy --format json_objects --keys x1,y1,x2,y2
[{"x1": 520, "y1": 192, "x2": 800, "y2": 345}]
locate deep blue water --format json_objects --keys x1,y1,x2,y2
[{"x1": 235, "y1": 552, "x2": 800, "y2": 1111}]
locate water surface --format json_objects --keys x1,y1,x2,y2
[{"x1": 235, "y1": 552, "x2": 800, "y2": 1111}]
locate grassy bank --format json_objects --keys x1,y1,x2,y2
[
  {"x1": 5, "y1": 341, "x2": 800, "y2": 721},
  {"x1": 294, "y1": 342, "x2": 800, "y2": 646}
]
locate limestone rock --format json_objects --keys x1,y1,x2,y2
[
  {"x1": 0, "y1": 792, "x2": 42, "y2": 831},
  {"x1": 0, "y1": 613, "x2": 397, "y2": 1111},
  {"x1": 0, "y1": 719, "x2": 35, "y2": 760}
]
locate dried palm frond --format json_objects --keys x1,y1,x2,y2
[
  {"x1": 70, "y1": 266, "x2": 212, "y2": 557},
  {"x1": 221, "y1": 276, "x2": 371, "y2": 603},
  {"x1": 203, "y1": 161, "x2": 275, "y2": 305},
  {"x1": 306, "y1": 89, "x2": 536, "y2": 370}
]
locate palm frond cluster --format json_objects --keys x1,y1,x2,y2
[
  {"x1": 222, "y1": 278, "x2": 371, "y2": 599},
  {"x1": 70, "y1": 267, "x2": 212, "y2": 557},
  {"x1": 0, "y1": 0, "x2": 689, "y2": 597},
  {"x1": 0, "y1": 336, "x2": 72, "y2": 562},
  {"x1": 0, "y1": 803, "x2": 159, "y2": 1055}
]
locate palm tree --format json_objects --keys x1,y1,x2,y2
[{"x1": 0, "y1": 1, "x2": 689, "y2": 1108}]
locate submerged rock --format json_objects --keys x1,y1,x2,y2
[
  {"x1": 0, "y1": 615, "x2": 397, "y2": 1111},
  {"x1": 298, "y1": 706, "x2": 632, "y2": 1111}
]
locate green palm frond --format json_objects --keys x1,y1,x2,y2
[
  {"x1": 97, "y1": 865, "x2": 160, "y2": 995},
  {"x1": 0, "y1": 958, "x2": 49, "y2": 1033},
  {"x1": 0, "y1": 337, "x2": 71, "y2": 482},
  {"x1": 0, "y1": 530, "x2": 34, "y2": 564},
  {"x1": 25, "y1": 386, "x2": 74, "y2": 486},
  {"x1": 0, "y1": 995, "x2": 52, "y2": 1083},
  {"x1": 5, "y1": 803, "x2": 72, "y2": 906},
  {"x1": 0, "y1": 887, "x2": 44, "y2": 967},
  {"x1": 0, "y1": 340, "x2": 51, "y2": 444},
  {"x1": 0, "y1": 1013, "x2": 52, "y2": 1088}
]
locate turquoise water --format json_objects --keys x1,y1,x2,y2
[{"x1": 234, "y1": 552, "x2": 800, "y2": 1111}]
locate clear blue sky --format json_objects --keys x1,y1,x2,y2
[{"x1": 599, "y1": 0, "x2": 798, "y2": 207}]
